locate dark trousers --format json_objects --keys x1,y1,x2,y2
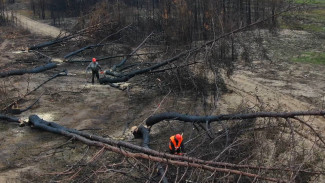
[{"x1": 92, "y1": 70, "x2": 99, "y2": 83}]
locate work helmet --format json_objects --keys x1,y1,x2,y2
[
  {"x1": 175, "y1": 134, "x2": 182, "y2": 141},
  {"x1": 92, "y1": 58, "x2": 96, "y2": 62}
]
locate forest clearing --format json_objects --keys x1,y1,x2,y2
[{"x1": 1, "y1": 0, "x2": 325, "y2": 182}]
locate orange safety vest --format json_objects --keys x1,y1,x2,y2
[{"x1": 169, "y1": 135, "x2": 183, "y2": 151}]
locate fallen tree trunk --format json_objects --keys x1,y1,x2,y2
[
  {"x1": 25, "y1": 115, "x2": 285, "y2": 182},
  {"x1": 64, "y1": 44, "x2": 107, "y2": 59},
  {"x1": 99, "y1": 51, "x2": 188, "y2": 84},
  {"x1": 145, "y1": 111, "x2": 325, "y2": 126},
  {"x1": 0, "y1": 114, "x2": 20, "y2": 123},
  {"x1": 0, "y1": 113, "x2": 321, "y2": 181},
  {"x1": 26, "y1": 114, "x2": 324, "y2": 175},
  {"x1": 0, "y1": 62, "x2": 57, "y2": 78},
  {"x1": 67, "y1": 53, "x2": 162, "y2": 63},
  {"x1": 28, "y1": 35, "x2": 75, "y2": 50},
  {"x1": 146, "y1": 111, "x2": 325, "y2": 147}
]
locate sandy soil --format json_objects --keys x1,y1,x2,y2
[
  {"x1": 0, "y1": 19, "x2": 325, "y2": 182},
  {"x1": 5, "y1": 11, "x2": 67, "y2": 38}
]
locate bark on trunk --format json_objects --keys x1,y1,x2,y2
[
  {"x1": 145, "y1": 111, "x2": 325, "y2": 126},
  {"x1": 0, "y1": 62, "x2": 57, "y2": 78}
]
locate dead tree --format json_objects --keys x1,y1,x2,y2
[
  {"x1": 112, "y1": 32, "x2": 154, "y2": 71},
  {"x1": 64, "y1": 24, "x2": 132, "y2": 59},
  {"x1": 100, "y1": 8, "x2": 295, "y2": 84},
  {"x1": 0, "y1": 62, "x2": 57, "y2": 78}
]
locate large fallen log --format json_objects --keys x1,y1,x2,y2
[
  {"x1": 0, "y1": 62, "x2": 57, "y2": 78},
  {"x1": 0, "y1": 113, "x2": 322, "y2": 181},
  {"x1": 28, "y1": 35, "x2": 75, "y2": 50},
  {"x1": 24, "y1": 115, "x2": 285, "y2": 182},
  {"x1": 145, "y1": 111, "x2": 325, "y2": 126},
  {"x1": 0, "y1": 114, "x2": 20, "y2": 123},
  {"x1": 67, "y1": 53, "x2": 162, "y2": 63},
  {"x1": 99, "y1": 51, "x2": 189, "y2": 84},
  {"x1": 145, "y1": 111, "x2": 325, "y2": 147}
]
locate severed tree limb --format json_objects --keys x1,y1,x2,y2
[
  {"x1": 292, "y1": 117, "x2": 325, "y2": 146},
  {"x1": 66, "y1": 52, "x2": 162, "y2": 63},
  {"x1": 8, "y1": 92, "x2": 44, "y2": 114},
  {"x1": 0, "y1": 62, "x2": 57, "y2": 78},
  {"x1": 149, "y1": 62, "x2": 200, "y2": 74},
  {"x1": 0, "y1": 114, "x2": 20, "y2": 123},
  {"x1": 64, "y1": 45, "x2": 105, "y2": 59},
  {"x1": 64, "y1": 24, "x2": 132, "y2": 59},
  {"x1": 112, "y1": 32, "x2": 154, "y2": 71},
  {"x1": 28, "y1": 22, "x2": 108, "y2": 50},
  {"x1": 25, "y1": 115, "x2": 286, "y2": 182},
  {"x1": 28, "y1": 34, "x2": 76, "y2": 50},
  {"x1": 31, "y1": 50, "x2": 52, "y2": 62},
  {"x1": 1, "y1": 70, "x2": 68, "y2": 112}
]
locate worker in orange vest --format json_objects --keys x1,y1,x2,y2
[{"x1": 169, "y1": 134, "x2": 186, "y2": 155}]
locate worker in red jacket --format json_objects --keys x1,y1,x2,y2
[{"x1": 169, "y1": 134, "x2": 186, "y2": 155}]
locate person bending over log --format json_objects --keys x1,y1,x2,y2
[
  {"x1": 169, "y1": 133, "x2": 186, "y2": 155},
  {"x1": 86, "y1": 58, "x2": 103, "y2": 84}
]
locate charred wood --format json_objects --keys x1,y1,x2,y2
[
  {"x1": 8, "y1": 92, "x2": 44, "y2": 114},
  {"x1": 2, "y1": 70, "x2": 68, "y2": 112},
  {"x1": 112, "y1": 32, "x2": 153, "y2": 71},
  {"x1": 0, "y1": 114, "x2": 20, "y2": 123},
  {"x1": 28, "y1": 35, "x2": 74, "y2": 50},
  {"x1": 100, "y1": 8, "x2": 296, "y2": 84},
  {"x1": 0, "y1": 62, "x2": 57, "y2": 78},
  {"x1": 145, "y1": 111, "x2": 325, "y2": 126}
]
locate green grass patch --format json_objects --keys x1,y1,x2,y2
[
  {"x1": 294, "y1": 0, "x2": 325, "y2": 5},
  {"x1": 293, "y1": 51, "x2": 325, "y2": 64},
  {"x1": 280, "y1": 8, "x2": 325, "y2": 32}
]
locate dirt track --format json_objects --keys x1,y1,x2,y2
[{"x1": 7, "y1": 11, "x2": 66, "y2": 38}]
